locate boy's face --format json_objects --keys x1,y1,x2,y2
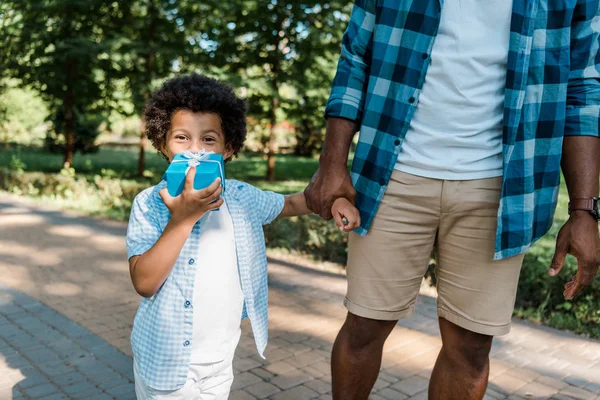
[{"x1": 163, "y1": 110, "x2": 233, "y2": 162}]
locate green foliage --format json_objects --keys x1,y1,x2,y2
[
  {"x1": 208, "y1": 1, "x2": 352, "y2": 157},
  {"x1": 513, "y1": 213, "x2": 600, "y2": 337},
  {"x1": 265, "y1": 216, "x2": 349, "y2": 264},
  {"x1": 2, "y1": 0, "x2": 127, "y2": 163},
  {"x1": 44, "y1": 107, "x2": 103, "y2": 154},
  {"x1": 0, "y1": 85, "x2": 49, "y2": 145}
]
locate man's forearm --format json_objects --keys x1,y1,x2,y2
[
  {"x1": 320, "y1": 117, "x2": 359, "y2": 167},
  {"x1": 562, "y1": 136, "x2": 600, "y2": 200}
]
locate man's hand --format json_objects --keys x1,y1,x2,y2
[
  {"x1": 304, "y1": 117, "x2": 358, "y2": 220},
  {"x1": 159, "y1": 167, "x2": 223, "y2": 223},
  {"x1": 549, "y1": 211, "x2": 600, "y2": 299},
  {"x1": 305, "y1": 162, "x2": 356, "y2": 220}
]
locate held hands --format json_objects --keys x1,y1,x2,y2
[
  {"x1": 159, "y1": 166, "x2": 223, "y2": 224},
  {"x1": 549, "y1": 211, "x2": 600, "y2": 300},
  {"x1": 332, "y1": 197, "x2": 361, "y2": 232},
  {"x1": 305, "y1": 164, "x2": 356, "y2": 220}
]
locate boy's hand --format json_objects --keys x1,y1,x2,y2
[
  {"x1": 159, "y1": 166, "x2": 223, "y2": 223},
  {"x1": 332, "y1": 197, "x2": 360, "y2": 232}
]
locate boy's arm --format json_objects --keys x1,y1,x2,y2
[
  {"x1": 129, "y1": 171, "x2": 222, "y2": 298},
  {"x1": 279, "y1": 192, "x2": 313, "y2": 218},
  {"x1": 129, "y1": 218, "x2": 196, "y2": 298}
]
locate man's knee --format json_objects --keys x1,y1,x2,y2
[
  {"x1": 440, "y1": 320, "x2": 493, "y2": 372},
  {"x1": 341, "y1": 312, "x2": 397, "y2": 351}
]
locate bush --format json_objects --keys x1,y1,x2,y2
[
  {"x1": 0, "y1": 166, "x2": 144, "y2": 221},
  {"x1": 514, "y1": 246, "x2": 600, "y2": 338},
  {"x1": 264, "y1": 215, "x2": 348, "y2": 264}
]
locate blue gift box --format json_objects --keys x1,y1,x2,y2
[{"x1": 164, "y1": 151, "x2": 225, "y2": 198}]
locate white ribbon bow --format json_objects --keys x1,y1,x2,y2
[
  {"x1": 173, "y1": 150, "x2": 212, "y2": 167},
  {"x1": 171, "y1": 150, "x2": 224, "y2": 185}
]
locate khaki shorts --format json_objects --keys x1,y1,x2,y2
[{"x1": 345, "y1": 170, "x2": 525, "y2": 336}]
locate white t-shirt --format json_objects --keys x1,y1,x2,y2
[
  {"x1": 396, "y1": 0, "x2": 513, "y2": 180},
  {"x1": 189, "y1": 201, "x2": 244, "y2": 364}
]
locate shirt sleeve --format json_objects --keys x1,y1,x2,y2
[
  {"x1": 244, "y1": 184, "x2": 285, "y2": 225},
  {"x1": 126, "y1": 190, "x2": 162, "y2": 259},
  {"x1": 564, "y1": 0, "x2": 600, "y2": 138},
  {"x1": 325, "y1": 0, "x2": 377, "y2": 123}
]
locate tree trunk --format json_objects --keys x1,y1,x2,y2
[
  {"x1": 295, "y1": 117, "x2": 314, "y2": 157},
  {"x1": 63, "y1": 86, "x2": 75, "y2": 168},
  {"x1": 266, "y1": 21, "x2": 282, "y2": 182},
  {"x1": 138, "y1": 2, "x2": 156, "y2": 177},
  {"x1": 138, "y1": 130, "x2": 146, "y2": 176},
  {"x1": 267, "y1": 93, "x2": 278, "y2": 182}
]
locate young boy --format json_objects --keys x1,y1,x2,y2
[{"x1": 126, "y1": 74, "x2": 359, "y2": 399}]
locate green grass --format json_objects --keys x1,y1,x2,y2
[{"x1": 1, "y1": 145, "x2": 319, "y2": 194}]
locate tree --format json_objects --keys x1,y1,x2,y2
[
  {"x1": 113, "y1": 0, "x2": 225, "y2": 176},
  {"x1": 210, "y1": 1, "x2": 351, "y2": 181},
  {"x1": 1, "y1": 0, "x2": 125, "y2": 167}
]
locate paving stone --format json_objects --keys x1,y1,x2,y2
[
  {"x1": 38, "y1": 394, "x2": 70, "y2": 400},
  {"x1": 250, "y1": 367, "x2": 274, "y2": 380},
  {"x1": 535, "y1": 375, "x2": 569, "y2": 390},
  {"x1": 376, "y1": 387, "x2": 409, "y2": 400},
  {"x1": 244, "y1": 381, "x2": 281, "y2": 398},
  {"x1": 270, "y1": 370, "x2": 314, "y2": 390},
  {"x1": 230, "y1": 372, "x2": 262, "y2": 391},
  {"x1": 264, "y1": 360, "x2": 297, "y2": 375},
  {"x1": 391, "y1": 376, "x2": 429, "y2": 396},
  {"x1": 408, "y1": 390, "x2": 428, "y2": 400},
  {"x1": 584, "y1": 382, "x2": 600, "y2": 394},
  {"x1": 71, "y1": 387, "x2": 104, "y2": 399},
  {"x1": 558, "y1": 385, "x2": 597, "y2": 400},
  {"x1": 37, "y1": 361, "x2": 75, "y2": 377},
  {"x1": 63, "y1": 380, "x2": 99, "y2": 395},
  {"x1": 303, "y1": 379, "x2": 331, "y2": 394},
  {"x1": 518, "y1": 381, "x2": 559, "y2": 399},
  {"x1": 234, "y1": 357, "x2": 262, "y2": 373},
  {"x1": 16, "y1": 369, "x2": 50, "y2": 389},
  {"x1": 489, "y1": 374, "x2": 529, "y2": 396},
  {"x1": 229, "y1": 390, "x2": 257, "y2": 400},
  {"x1": 87, "y1": 395, "x2": 114, "y2": 400},
  {"x1": 23, "y1": 383, "x2": 60, "y2": 398},
  {"x1": 106, "y1": 382, "x2": 135, "y2": 397},
  {"x1": 270, "y1": 385, "x2": 319, "y2": 400},
  {"x1": 565, "y1": 375, "x2": 591, "y2": 388},
  {"x1": 97, "y1": 376, "x2": 130, "y2": 391}
]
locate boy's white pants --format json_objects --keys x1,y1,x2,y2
[{"x1": 134, "y1": 354, "x2": 235, "y2": 400}]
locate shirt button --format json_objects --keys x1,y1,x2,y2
[
  {"x1": 421, "y1": 53, "x2": 428, "y2": 60},
  {"x1": 184, "y1": 300, "x2": 191, "y2": 308},
  {"x1": 188, "y1": 258, "x2": 195, "y2": 265},
  {"x1": 394, "y1": 139, "x2": 401, "y2": 146},
  {"x1": 184, "y1": 340, "x2": 190, "y2": 347},
  {"x1": 408, "y1": 97, "x2": 416, "y2": 104}
]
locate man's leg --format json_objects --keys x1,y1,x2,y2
[
  {"x1": 431, "y1": 176, "x2": 525, "y2": 400},
  {"x1": 331, "y1": 313, "x2": 397, "y2": 400},
  {"x1": 332, "y1": 171, "x2": 442, "y2": 400},
  {"x1": 429, "y1": 318, "x2": 493, "y2": 400}
]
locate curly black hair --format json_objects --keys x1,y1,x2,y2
[{"x1": 144, "y1": 74, "x2": 247, "y2": 161}]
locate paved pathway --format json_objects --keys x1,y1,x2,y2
[{"x1": 1, "y1": 193, "x2": 600, "y2": 400}]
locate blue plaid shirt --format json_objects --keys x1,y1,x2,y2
[
  {"x1": 327, "y1": 0, "x2": 600, "y2": 260},
  {"x1": 126, "y1": 180, "x2": 284, "y2": 391}
]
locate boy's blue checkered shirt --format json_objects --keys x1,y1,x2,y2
[
  {"x1": 126, "y1": 179, "x2": 284, "y2": 391},
  {"x1": 328, "y1": 0, "x2": 600, "y2": 259}
]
